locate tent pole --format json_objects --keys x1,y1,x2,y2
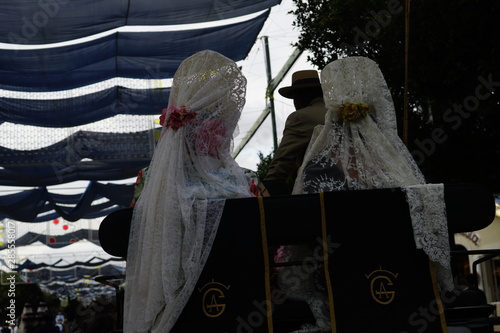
[
  {"x1": 232, "y1": 47, "x2": 303, "y2": 158},
  {"x1": 262, "y1": 36, "x2": 278, "y2": 150},
  {"x1": 403, "y1": 0, "x2": 410, "y2": 146}
]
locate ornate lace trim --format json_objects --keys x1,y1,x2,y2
[{"x1": 403, "y1": 184, "x2": 454, "y2": 290}]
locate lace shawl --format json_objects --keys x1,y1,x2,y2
[
  {"x1": 293, "y1": 56, "x2": 452, "y2": 290},
  {"x1": 124, "y1": 50, "x2": 253, "y2": 333}
]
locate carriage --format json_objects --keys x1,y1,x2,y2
[{"x1": 98, "y1": 183, "x2": 498, "y2": 332}]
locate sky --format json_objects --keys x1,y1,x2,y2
[{"x1": 233, "y1": 0, "x2": 315, "y2": 171}]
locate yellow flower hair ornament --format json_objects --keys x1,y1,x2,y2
[{"x1": 338, "y1": 102, "x2": 370, "y2": 122}]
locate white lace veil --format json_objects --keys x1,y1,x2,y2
[
  {"x1": 293, "y1": 57, "x2": 452, "y2": 290},
  {"x1": 124, "y1": 50, "x2": 253, "y2": 332},
  {"x1": 293, "y1": 56, "x2": 425, "y2": 193}
]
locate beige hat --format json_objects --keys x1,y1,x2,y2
[{"x1": 278, "y1": 70, "x2": 322, "y2": 99}]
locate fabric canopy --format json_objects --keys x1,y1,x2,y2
[
  {"x1": 29, "y1": 264, "x2": 125, "y2": 285},
  {"x1": 0, "y1": 0, "x2": 280, "y2": 189},
  {"x1": 16, "y1": 256, "x2": 124, "y2": 271},
  {"x1": 0, "y1": 14, "x2": 269, "y2": 92},
  {"x1": 0, "y1": 88, "x2": 170, "y2": 127},
  {"x1": 1, "y1": 239, "x2": 116, "y2": 265},
  {"x1": 2, "y1": 229, "x2": 100, "y2": 249},
  {"x1": 27, "y1": 264, "x2": 126, "y2": 297},
  {"x1": 0, "y1": 0, "x2": 280, "y2": 222},
  {"x1": 0, "y1": 181, "x2": 133, "y2": 222},
  {"x1": 0, "y1": 162, "x2": 147, "y2": 186},
  {"x1": 0, "y1": 1, "x2": 280, "y2": 299},
  {"x1": 0, "y1": 0, "x2": 278, "y2": 44},
  {"x1": 2, "y1": 130, "x2": 153, "y2": 165}
]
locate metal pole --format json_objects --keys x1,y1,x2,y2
[
  {"x1": 403, "y1": 0, "x2": 410, "y2": 146},
  {"x1": 262, "y1": 36, "x2": 278, "y2": 150},
  {"x1": 232, "y1": 47, "x2": 302, "y2": 158}
]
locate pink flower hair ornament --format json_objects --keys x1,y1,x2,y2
[
  {"x1": 195, "y1": 118, "x2": 226, "y2": 157},
  {"x1": 160, "y1": 105, "x2": 197, "y2": 131}
]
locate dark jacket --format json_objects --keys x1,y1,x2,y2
[{"x1": 265, "y1": 97, "x2": 327, "y2": 194}]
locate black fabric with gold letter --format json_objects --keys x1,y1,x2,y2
[
  {"x1": 172, "y1": 196, "x2": 273, "y2": 333},
  {"x1": 321, "y1": 189, "x2": 447, "y2": 333}
]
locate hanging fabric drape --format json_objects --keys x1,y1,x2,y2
[{"x1": 0, "y1": 182, "x2": 134, "y2": 222}]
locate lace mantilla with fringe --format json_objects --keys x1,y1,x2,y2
[
  {"x1": 124, "y1": 50, "x2": 253, "y2": 333},
  {"x1": 287, "y1": 57, "x2": 453, "y2": 331}
]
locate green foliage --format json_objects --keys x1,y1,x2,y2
[
  {"x1": 290, "y1": 0, "x2": 500, "y2": 192},
  {"x1": 255, "y1": 150, "x2": 275, "y2": 182}
]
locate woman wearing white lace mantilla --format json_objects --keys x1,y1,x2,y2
[
  {"x1": 124, "y1": 50, "x2": 254, "y2": 333},
  {"x1": 283, "y1": 57, "x2": 453, "y2": 332}
]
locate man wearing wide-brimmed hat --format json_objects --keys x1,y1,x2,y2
[{"x1": 263, "y1": 69, "x2": 327, "y2": 195}]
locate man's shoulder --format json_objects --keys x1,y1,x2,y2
[
  {"x1": 290, "y1": 99, "x2": 327, "y2": 123},
  {"x1": 300, "y1": 97, "x2": 326, "y2": 112}
]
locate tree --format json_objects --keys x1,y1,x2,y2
[
  {"x1": 290, "y1": 0, "x2": 500, "y2": 193},
  {"x1": 255, "y1": 150, "x2": 274, "y2": 183}
]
